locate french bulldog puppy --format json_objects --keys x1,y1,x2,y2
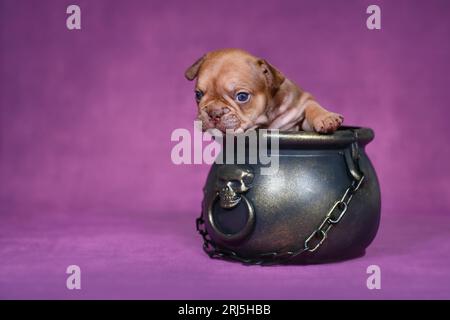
[{"x1": 185, "y1": 48, "x2": 343, "y2": 133}]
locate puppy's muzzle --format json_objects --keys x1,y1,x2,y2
[
  {"x1": 205, "y1": 105, "x2": 241, "y2": 131},
  {"x1": 207, "y1": 105, "x2": 229, "y2": 120}
]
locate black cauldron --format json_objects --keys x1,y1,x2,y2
[{"x1": 196, "y1": 127, "x2": 381, "y2": 265}]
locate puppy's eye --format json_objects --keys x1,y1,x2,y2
[
  {"x1": 235, "y1": 92, "x2": 250, "y2": 103},
  {"x1": 195, "y1": 90, "x2": 204, "y2": 101}
]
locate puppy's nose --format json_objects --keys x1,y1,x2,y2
[{"x1": 207, "y1": 106, "x2": 230, "y2": 120}]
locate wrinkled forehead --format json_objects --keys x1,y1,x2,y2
[{"x1": 197, "y1": 57, "x2": 263, "y2": 92}]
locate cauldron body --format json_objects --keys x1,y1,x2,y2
[{"x1": 199, "y1": 127, "x2": 381, "y2": 264}]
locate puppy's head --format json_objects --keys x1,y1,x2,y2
[{"x1": 185, "y1": 49, "x2": 285, "y2": 133}]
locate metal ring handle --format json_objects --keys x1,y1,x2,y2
[{"x1": 207, "y1": 192, "x2": 255, "y2": 244}]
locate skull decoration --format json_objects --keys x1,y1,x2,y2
[{"x1": 216, "y1": 165, "x2": 254, "y2": 209}]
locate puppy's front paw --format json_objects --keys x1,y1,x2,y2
[{"x1": 313, "y1": 112, "x2": 344, "y2": 133}]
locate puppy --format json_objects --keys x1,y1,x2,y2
[{"x1": 185, "y1": 48, "x2": 343, "y2": 133}]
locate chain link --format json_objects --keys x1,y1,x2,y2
[{"x1": 302, "y1": 175, "x2": 364, "y2": 253}]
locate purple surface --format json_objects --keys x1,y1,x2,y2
[{"x1": 1, "y1": 0, "x2": 450, "y2": 299}]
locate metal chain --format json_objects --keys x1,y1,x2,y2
[{"x1": 196, "y1": 137, "x2": 365, "y2": 265}]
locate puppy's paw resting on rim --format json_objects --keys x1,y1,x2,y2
[{"x1": 312, "y1": 112, "x2": 344, "y2": 133}]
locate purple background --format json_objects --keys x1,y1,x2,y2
[{"x1": 1, "y1": 0, "x2": 450, "y2": 299}]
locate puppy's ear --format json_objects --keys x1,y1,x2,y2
[
  {"x1": 185, "y1": 55, "x2": 206, "y2": 81},
  {"x1": 257, "y1": 59, "x2": 285, "y2": 93}
]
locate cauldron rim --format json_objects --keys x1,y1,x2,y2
[{"x1": 251, "y1": 126, "x2": 373, "y2": 148}]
